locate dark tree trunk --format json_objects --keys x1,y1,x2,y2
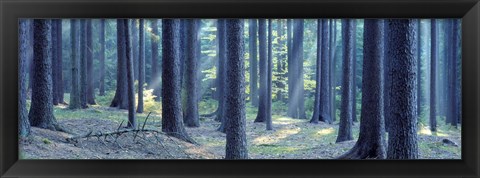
[
  {"x1": 383, "y1": 21, "x2": 392, "y2": 133},
  {"x1": 225, "y1": 19, "x2": 248, "y2": 159},
  {"x1": 336, "y1": 19, "x2": 354, "y2": 143},
  {"x1": 352, "y1": 20, "x2": 358, "y2": 123},
  {"x1": 183, "y1": 19, "x2": 200, "y2": 127},
  {"x1": 132, "y1": 19, "x2": 139, "y2": 81},
  {"x1": 450, "y1": 19, "x2": 460, "y2": 128},
  {"x1": 266, "y1": 19, "x2": 273, "y2": 130},
  {"x1": 56, "y1": 20, "x2": 65, "y2": 104},
  {"x1": 99, "y1": 19, "x2": 106, "y2": 96},
  {"x1": 69, "y1": 20, "x2": 81, "y2": 109},
  {"x1": 161, "y1": 19, "x2": 195, "y2": 143},
  {"x1": 19, "y1": 19, "x2": 31, "y2": 137},
  {"x1": 430, "y1": 19, "x2": 438, "y2": 132},
  {"x1": 287, "y1": 19, "x2": 295, "y2": 117},
  {"x1": 386, "y1": 19, "x2": 418, "y2": 159},
  {"x1": 110, "y1": 20, "x2": 128, "y2": 109},
  {"x1": 29, "y1": 20, "x2": 60, "y2": 130},
  {"x1": 249, "y1": 19, "x2": 258, "y2": 106},
  {"x1": 331, "y1": 20, "x2": 337, "y2": 122},
  {"x1": 338, "y1": 19, "x2": 386, "y2": 159},
  {"x1": 254, "y1": 19, "x2": 267, "y2": 123},
  {"x1": 137, "y1": 19, "x2": 145, "y2": 113},
  {"x1": 80, "y1": 20, "x2": 88, "y2": 108},
  {"x1": 310, "y1": 19, "x2": 322, "y2": 124},
  {"x1": 417, "y1": 20, "x2": 422, "y2": 118},
  {"x1": 179, "y1": 19, "x2": 187, "y2": 89},
  {"x1": 86, "y1": 20, "x2": 96, "y2": 105},
  {"x1": 150, "y1": 19, "x2": 160, "y2": 100},
  {"x1": 319, "y1": 19, "x2": 332, "y2": 123},
  {"x1": 123, "y1": 20, "x2": 137, "y2": 129},
  {"x1": 51, "y1": 20, "x2": 58, "y2": 105},
  {"x1": 445, "y1": 19, "x2": 453, "y2": 125},
  {"x1": 216, "y1": 19, "x2": 227, "y2": 130}
]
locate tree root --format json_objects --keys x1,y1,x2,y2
[{"x1": 336, "y1": 143, "x2": 385, "y2": 159}]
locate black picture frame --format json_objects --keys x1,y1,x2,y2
[{"x1": 1, "y1": 0, "x2": 479, "y2": 177}]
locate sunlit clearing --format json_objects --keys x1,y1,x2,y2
[
  {"x1": 316, "y1": 127, "x2": 335, "y2": 136},
  {"x1": 418, "y1": 126, "x2": 432, "y2": 135},
  {"x1": 253, "y1": 127, "x2": 301, "y2": 145},
  {"x1": 273, "y1": 117, "x2": 301, "y2": 125}
]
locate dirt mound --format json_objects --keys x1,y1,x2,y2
[{"x1": 20, "y1": 118, "x2": 219, "y2": 159}]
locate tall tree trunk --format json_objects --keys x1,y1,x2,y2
[
  {"x1": 29, "y1": 20, "x2": 61, "y2": 131},
  {"x1": 150, "y1": 19, "x2": 160, "y2": 100},
  {"x1": 320, "y1": 19, "x2": 332, "y2": 123},
  {"x1": 99, "y1": 19, "x2": 106, "y2": 96},
  {"x1": 336, "y1": 19, "x2": 354, "y2": 143},
  {"x1": 383, "y1": 20, "x2": 391, "y2": 133},
  {"x1": 56, "y1": 20, "x2": 65, "y2": 104},
  {"x1": 183, "y1": 19, "x2": 200, "y2": 127},
  {"x1": 132, "y1": 19, "x2": 139, "y2": 81},
  {"x1": 417, "y1": 20, "x2": 422, "y2": 118},
  {"x1": 450, "y1": 19, "x2": 460, "y2": 128},
  {"x1": 351, "y1": 20, "x2": 358, "y2": 123},
  {"x1": 123, "y1": 20, "x2": 137, "y2": 129},
  {"x1": 137, "y1": 19, "x2": 145, "y2": 113},
  {"x1": 386, "y1": 19, "x2": 418, "y2": 159},
  {"x1": 254, "y1": 19, "x2": 267, "y2": 123},
  {"x1": 110, "y1": 20, "x2": 128, "y2": 109},
  {"x1": 161, "y1": 19, "x2": 195, "y2": 143},
  {"x1": 311, "y1": 19, "x2": 322, "y2": 124},
  {"x1": 51, "y1": 20, "x2": 59, "y2": 105},
  {"x1": 338, "y1": 19, "x2": 386, "y2": 159},
  {"x1": 331, "y1": 20, "x2": 337, "y2": 122},
  {"x1": 19, "y1": 19, "x2": 31, "y2": 137},
  {"x1": 445, "y1": 19, "x2": 453, "y2": 125},
  {"x1": 69, "y1": 20, "x2": 81, "y2": 109},
  {"x1": 287, "y1": 19, "x2": 296, "y2": 118},
  {"x1": 79, "y1": 20, "x2": 88, "y2": 108},
  {"x1": 216, "y1": 19, "x2": 227, "y2": 131},
  {"x1": 249, "y1": 19, "x2": 258, "y2": 106},
  {"x1": 86, "y1": 20, "x2": 96, "y2": 105},
  {"x1": 225, "y1": 19, "x2": 248, "y2": 159},
  {"x1": 430, "y1": 19, "x2": 438, "y2": 132},
  {"x1": 288, "y1": 19, "x2": 306, "y2": 119},
  {"x1": 266, "y1": 19, "x2": 273, "y2": 130}
]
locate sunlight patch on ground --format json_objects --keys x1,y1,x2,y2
[
  {"x1": 418, "y1": 126, "x2": 432, "y2": 135},
  {"x1": 316, "y1": 127, "x2": 335, "y2": 136},
  {"x1": 253, "y1": 127, "x2": 301, "y2": 145}
]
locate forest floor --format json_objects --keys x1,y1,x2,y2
[{"x1": 20, "y1": 95, "x2": 461, "y2": 159}]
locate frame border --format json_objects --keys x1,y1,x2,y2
[{"x1": 1, "y1": 0, "x2": 479, "y2": 177}]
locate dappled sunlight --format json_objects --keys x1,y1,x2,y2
[
  {"x1": 419, "y1": 126, "x2": 433, "y2": 135},
  {"x1": 316, "y1": 127, "x2": 335, "y2": 136},
  {"x1": 272, "y1": 116, "x2": 302, "y2": 125},
  {"x1": 253, "y1": 127, "x2": 301, "y2": 145}
]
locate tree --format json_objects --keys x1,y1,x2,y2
[
  {"x1": 310, "y1": 19, "x2": 322, "y2": 124},
  {"x1": 150, "y1": 19, "x2": 161, "y2": 100},
  {"x1": 338, "y1": 19, "x2": 386, "y2": 159},
  {"x1": 249, "y1": 19, "x2": 258, "y2": 106},
  {"x1": 417, "y1": 20, "x2": 422, "y2": 118},
  {"x1": 430, "y1": 19, "x2": 438, "y2": 132},
  {"x1": 216, "y1": 19, "x2": 227, "y2": 131},
  {"x1": 123, "y1": 19, "x2": 137, "y2": 129},
  {"x1": 386, "y1": 19, "x2": 418, "y2": 159},
  {"x1": 19, "y1": 19, "x2": 31, "y2": 137},
  {"x1": 336, "y1": 19, "x2": 354, "y2": 143},
  {"x1": 330, "y1": 20, "x2": 338, "y2": 122},
  {"x1": 183, "y1": 19, "x2": 200, "y2": 127},
  {"x1": 137, "y1": 19, "x2": 145, "y2": 113},
  {"x1": 287, "y1": 19, "x2": 293, "y2": 108},
  {"x1": 254, "y1": 19, "x2": 268, "y2": 123},
  {"x1": 69, "y1": 19, "x2": 81, "y2": 109},
  {"x1": 29, "y1": 20, "x2": 62, "y2": 131},
  {"x1": 99, "y1": 19, "x2": 106, "y2": 96},
  {"x1": 161, "y1": 19, "x2": 194, "y2": 143},
  {"x1": 311, "y1": 19, "x2": 332, "y2": 124},
  {"x1": 449, "y1": 19, "x2": 460, "y2": 128},
  {"x1": 225, "y1": 19, "x2": 248, "y2": 159},
  {"x1": 80, "y1": 20, "x2": 88, "y2": 108},
  {"x1": 287, "y1": 19, "x2": 306, "y2": 119},
  {"x1": 131, "y1": 19, "x2": 139, "y2": 81},
  {"x1": 266, "y1": 19, "x2": 273, "y2": 130},
  {"x1": 351, "y1": 20, "x2": 358, "y2": 123},
  {"x1": 110, "y1": 19, "x2": 128, "y2": 109},
  {"x1": 86, "y1": 20, "x2": 96, "y2": 105},
  {"x1": 55, "y1": 20, "x2": 65, "y2": 104},
  {"x1": 51, "y1": 20, "x2": 59, "y2": 105},
  {"x1": 383, "y1": 21, "x2": 392, "y2": 133}
]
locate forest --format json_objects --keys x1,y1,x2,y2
[{"x1": 18, "y1": 18, "x2": 461, "y2": 159}]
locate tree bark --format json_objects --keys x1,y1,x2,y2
[
  {"x1": 19, "y1": 19, "x2": 31, "y2": 137},
  {"x1": 110, "y1": 20, "x2": 128, "y2": 109},
  {"x1": 79, "y1": 20, "x2": 88, "y2": 108},
  {"x1": 99, "y1": 19, "x2": 106, "y2": 96},
  {"x1": 430, "y1": 19, "x2": 437, "y2": 132},
  {"x1": 137, "y1": 19, "x2": 145, "y2": 113},
  {"x1": 254, "y1": 19, "x2": 267, "y2": 123},
  {"x1": 124, "y1": 19, "x2": 137, "y2": 129},
  {"x1": 86, "y1": 20, "x2": 96, "y2": 105},
  {"x1": 249, "y1": 19, "x2": 258, "y2": 106},
  {"x1": 183, "y1": 19, "x2": 200, "y2": 127},
  {"x1": 69, "y1": 19, "x2": 81, "y2": 109},
  {"x1": 266, "y1": 19, "x2": 273, "y2": 130},
  {"x1": 150, "y1": 19, "x2": 160, "y2": 100}
]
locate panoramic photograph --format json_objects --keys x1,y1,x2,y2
[{"x1": 18, "y1": 18, "x2": 461, "y2": 159}]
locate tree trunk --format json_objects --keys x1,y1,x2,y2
[
  {"x1": 80, "y1": 20, "x2": 88, "y2": 108},
  {"x1": 386, "y1": 19, "x2": 418, "y2": 159},
  {"x1": 161, "y1": 19, "x2": 194, "y2": 143},
  {"x1": 336, "y1": 19, "x2": 354, "y2": 143},
  {"x1": 216, "y1": 19, "x2": 227, "y2": 131},
  {"x1": 19, "y1": 19, "x2": 31, "y2": 137},
  {"x1": 249, "y1": 19, "x2": 258, "y2": 106},
  {"x1": 225, "y1": 19, "x2": 248, "y2": 159},
  {"x1": 352, "y1": 20, "x2": 358, "y2": 123},
  {"x1": 450, "y1": 19, "x2": 460, "y2": 128},
  {"x1": 132, "y1": 19, "x2": 139, "y2": 81},
  {"x1": 150, "y1": 19, "x2": 160, "y2": 100},
  {"x1": 338, "y1": 19, "x2": 386, "y2": 159},
  {"x1": 310, "y1": 19, "x2": 322, "y2": 124},
  {"x1": 331, "y1": 20, "x2": 337, "y2": 122},
  {"x1": 266, "y1": 19, "x2": 273, "y2": 130},
  {"x1": 183, "y1": 19, "x2": 200, "y2": 127},
  {"x1": 86, "y1": 20, "x2": 96, "y2": 105},
  {"x1": 110, "y1": 20, "x2": 128, "y2": 109},
  {"x1": 254, "y1": 19, "x2": 267, "y2": 123},
  {"x1": 56, "y1": 20, "x2": 65, "y2": 104},
  {"x1": 320, "y1": 19, "x2": 332, "y2": 123},
  {"x1": 99, "y1": 19, "x2": 106, "y2": 96},
  {"x1": 123, "y1": 19, "x2": 137, "y2": 129},
  {"x1": 51, "y1": 20, "x2": 59, "y2": 105},
  {"x1": 69, "y1": 20, "x2": 81, "y2": 109},
  {"x1": 417, "y1": 20, "x2": 422, "y2": 118},
  {"x1": 288, "y1": 19, "x2": 306, "y2": 119},
  {"x1": 430, "y1": 19, "x2": 437, "y2": 132},
  {"x1": 137, "y1": 19, "x2": 145, "y2": 113},
  {"x1": 287, "y1": 19, "x2": 296, "y2": 118}
]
